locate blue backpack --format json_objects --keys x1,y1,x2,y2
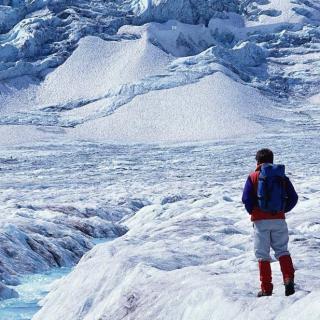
[{"x1": 257, "y1": 164, "x2": 288, "y2": 214}]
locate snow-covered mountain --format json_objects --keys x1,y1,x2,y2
[
  {"x1": 1, "y1": 0, "x2": 320, "y2": 140},
  {"x1": 0, "y1": 0, "x2": 320, "y2": 319}
]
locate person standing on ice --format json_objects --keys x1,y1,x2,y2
[{"x1": 242, "y1": 148, "x2": 298, "y2": 297}]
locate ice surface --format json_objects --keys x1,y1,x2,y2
[
  {"x1": 32, "y1": 132, "x2": 320, "y2": 320},
  {"x1": 0, "y1": 283, "x2": 18, "y2": 301},
  {"x1": 0, "y1": 0, "x2": 241, "y2": 84},
  {"x1": 0, "y1": 0, "x2": 131, "y2": 82},
  {"x1": 0, "y1": 0, "x2": 320, "y2": 319},
  {"x1": 0, "y1": 142, "x2": 133, "y2": 301},
  {"x1": 0, "y1": 267, "x2": 70, "y2": 319},
  {"x1": 131, "y1": 0, "x2": 239, "y2": 25}
]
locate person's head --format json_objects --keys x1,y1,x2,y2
[{"x1": 255, "y1": 148, "x2": 274, "y2": 165}]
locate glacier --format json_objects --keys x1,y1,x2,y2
[
  {"x1": 33, "y1": 132, "x2": 320, "y2": 320},
  {"x1": 0, "y1": 0, "x2": 320, "y2": 319}
]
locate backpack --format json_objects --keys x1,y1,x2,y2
[{"x1": 257, "y1": 163, "x2": 288, "y2": 214}]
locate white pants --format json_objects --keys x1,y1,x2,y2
[{"x1": 253, "y1": 219, "x2": 290, "y2": 261}]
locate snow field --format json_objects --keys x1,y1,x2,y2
[
  {"x1": 0, "y1": 0, "x2": 320, "y2": 318},
  {"x1": 33, "y1": 132, "x2": 320, "y2": 320}
]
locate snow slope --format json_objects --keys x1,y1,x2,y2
[
  {"x1": 36, "y1": 34, "x2": 171, "y2": 106},
  {"x1": 2, "y1": 0, "x2": 320, "y2": 134},
  {"x1": 0, "y1": 20, "x2": 271, "y2": 142},
  {"x1": 0, "y1": 31, "x2": 171, "y2": 144},
  {"x1": 70, "y1": 72, "x2": 270, "y2": 143}
]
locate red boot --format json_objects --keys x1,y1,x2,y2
[
  {"x1": 279, "y1": 255, "x2": 295, "y2": 296},
  {"x1": 258, "y1": 260, "x2": 273, "y2": 297}
]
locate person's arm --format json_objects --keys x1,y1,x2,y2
[
  {"x1": 285, "y1": 177, "x2": 298, "y2": 213},
  {"x1": 242, "y1": 176, "x2": 255, "y2": 214}
]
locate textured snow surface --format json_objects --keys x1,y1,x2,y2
[
  {"x1": 0, "y1": 0, "x2": 320, "y2": 318},
  {"x1": 0, "y1": 142, "x2": 138, "y2": 299},
  {"x1": 33, "y1": 132, "x2": 320, "y2": 320}
]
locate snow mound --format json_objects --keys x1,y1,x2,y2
[
  {"x1": 36, "y1": 34, "x2": 171, "y2": 106},
  {"x1": 1, "y1": 0, "x2": 320, "y2": 100},
  {"x1": 0, "y1": 20, "x2": 271, "y2": 141},
  {"x1": 0, "y1": 32, "x2": 171, "y2": 142},
  {"x1": 70, "y1": 72, "x2": 272, "y2": 143}
]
